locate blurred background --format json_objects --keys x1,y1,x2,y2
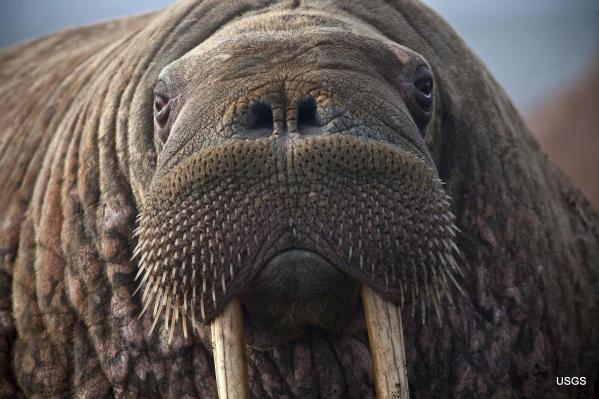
[{"x1": 1, "y1": 0, "x2": 598, "y2": 206}]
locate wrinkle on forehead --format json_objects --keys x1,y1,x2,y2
[
  {"x1": 208, "y1": 9, "x2": 385, "y2": 43},
  {"x1": 161, "y1": 15, "x2": 423, "y2": 94},
  {"x1": 166, "y1": 8, "x2": 419, "y2": 73}
]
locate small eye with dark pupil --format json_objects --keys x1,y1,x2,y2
[
  {"x1": 413, "y1": 65, "x2": 434, "y2": 114},
  {"x1": 417, "y1": 79, "x2": 433, "y2": 97},
  {"x1": 154, "y1": 96, "x2": 166, "y2": 112},
  {"x1": 154, "y1": 94, "x2": 170, "y2": 124}
]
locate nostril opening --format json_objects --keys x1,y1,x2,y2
[
  {"x1": 249, "y1": 102, "x2": 274, "y2": 131},
  {"x1": 297, "y1": 97, "x2": 318, "y2": 128}
]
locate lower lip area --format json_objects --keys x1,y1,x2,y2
[{"x1": 240, "y1": 249, "x2": 362, "y2": 348}]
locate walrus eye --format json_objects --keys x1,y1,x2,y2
[
  {"x1": 154, "y1": 94, "x2": 170, "y2": 125},
  {"x1": 416, "y1": 79, "x2": 432, "y2": 98},
  {"x1": 414, "y1": 66, "x2": 433, "y2": 112},
  {"x1": 406, "y1": 65, "x2": 434, "y2": 131}
]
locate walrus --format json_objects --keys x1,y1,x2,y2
[{"x1": 1, "y1": 0, "x2": 598, "y2": 397}]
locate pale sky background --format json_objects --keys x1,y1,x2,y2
[{"x1": 1, "y1": 0, "x2": 598, "y2": 112}]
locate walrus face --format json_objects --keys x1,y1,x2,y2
[{"x1": 133, "y1": 10, "x2": 461, "y2": 391}]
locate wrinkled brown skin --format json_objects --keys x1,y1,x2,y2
[{"x1": 0, "y1": 0, "x2": 598, "y2": 398}]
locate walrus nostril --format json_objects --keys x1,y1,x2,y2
[
  {"x1": 248, "y1": 101, "x2": 274, "y2": 132},
  {"x1": 297, "y1": 97, "x2": 318, "y2": 134}
]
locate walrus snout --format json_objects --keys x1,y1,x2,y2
[
  {"x1": 240, "y1": 249, "x2": 361, "y2": 347},
  {"x1": 134, "y1": 136, "x2": 462, "y2": 329}
]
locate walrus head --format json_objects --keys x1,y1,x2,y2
[{"x1": 133, "y1": 8, "x2": 462, "y2": 395}]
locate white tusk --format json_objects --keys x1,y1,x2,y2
[
  {"x1": 211, "y1": 297, "x2": 250, "y2": 399},
  {"x1": 362, "y1": 285, "x2": 410, "y2": 399}
]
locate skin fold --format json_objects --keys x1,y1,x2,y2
[{"x1": 0, "y1": 0, "x2": 597, "y2": 397}]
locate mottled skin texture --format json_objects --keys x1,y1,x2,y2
[{"x1": 0, "y1": 1, "x2": 598, "y2": 398}]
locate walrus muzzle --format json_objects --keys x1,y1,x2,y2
[{"x1": 134, "y1": 133, "x2": 462, "y2": 397}]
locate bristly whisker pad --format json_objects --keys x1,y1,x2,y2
[{"x1": 132, "y1": 135, "x2": 463, "y2": 343}]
